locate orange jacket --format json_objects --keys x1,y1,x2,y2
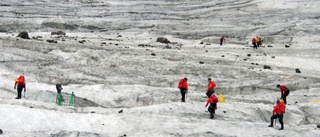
[
  {"x1": 206, "y1": 94, "x2": 218, "y2": 107},
  {"x1": 178, "y1": 79, "x2": 188, "y2": 90},
  {"x1": 272, "y1": 102, "x2": 286, "y2": 115},
  {"x1": 14, "y1": 75, "x2": 26, "y2": 89},
  {"x1": 207, "y1": 81, "x2": 216, "y2": 92}
]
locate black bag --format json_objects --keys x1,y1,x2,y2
[{"x1": 206, "y1": 89, "x2": 214, "y2": 97}]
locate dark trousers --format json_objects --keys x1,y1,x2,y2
[
  {"x1": 270, "y1": 114, "x2": 284, "y2": 128},
  {"x1": 253, "y1": 42, "x2": 257, "y2": 49},
  {"x1": 220, "y1": 40, "x2": 223, "y2": 45},
  {"x1": 180, "y1": 89, "x2": 186, "y2": 101},
  {"x1": 206, "y1": 90, "x2": 214, "y2": 98},
  {"x1": 281, "y1": 90, "x2": 290, "y2": 104},
  {"x1": 17, "y1": 85, "x2": 23, "y2": 98},
  {"x1": 208, "y1": 103, "x2": 217, "y2": 116}
]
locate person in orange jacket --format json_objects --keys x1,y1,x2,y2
[
  {"x1": 277, "y1": 84, "x2": 290, "y2": 104},
  {"x1": 205, "y1": 94, "x2": 219, "y2": 119},
  {"x1": 14, "y1": 75, "x2": 26, "y2": 99},
  {"x1": 206, "y1": 78, "x2": 216, "y2": 97},
  {"x1": 268, "y1": 100, "x2": 286, "y2": 130},
  {"x1": 178, "y1": 77, "x2": 188, "y2": 102}
]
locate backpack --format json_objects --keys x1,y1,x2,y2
[
  {"x1": 16, "y1": 75, "x2": 25, "y2": 85},
  {"x1": 178, "y1": 79, "x2": 184, "y2": 89}
]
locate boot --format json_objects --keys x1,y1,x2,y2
[
  {"x1": 268, "y1": 125, "x2": 273, "y2": 127},
  {"x1": 15, "y1": 97, "x2": 21, "y2": 99},
  {"x1": 210, "y1": 114, "x2": 214, "y2": 119},
  {"x1": 279, "y1": 125, "x2": 284, "y2": 130}
]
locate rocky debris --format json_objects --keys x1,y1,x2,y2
[
  {"x1": 267, "y1": 45, "x2": 273, "y2": 47},
  {"x1": 317, "y1": 124, "x2": 320, "y2": 128},
  {"x1": 200, "y1": 41, "x2": 203, "y2": 44},
  {"x1": 51, "y1": 31, "x2": 66, "y2": 35},
  {"x1": 79, "y1": 40, "x2": 86, "y2": 43},
  {"x1": 295, "y1": 68, "x2": 301, "y2": 73},
  {"x1": 138, "y1": 44, "x2": 153, "y2": 47},
  {"x1": 0, "y1": 128, "x2": 3, "y2": 134},
  {"x1": 118, "y1": 109, "x2": 123, "y2": 113},
  {"x1": 199, "y1": 61, "x2": 204, "y2": 64},
  {"x1": 156, "y1": 37, "x2": 170, "y2": 44},
  {"x1": 263, "y1": 65, "x2": 271, "y2": 69},
  {"x1": 17, "y1": 31, "x2": 30, "y2": 39},
  {"x1": 285, "y1": 44, "x2": 290, "y2": 48},
  {"x1": 271, "y1": 56, "x2": 275, "y2": 58},
  {"x1": 46, "y1": 39, "x2": 57, "y2": 43},
  {"x1": 164, "y1": 45, "x2": 171, "y2": 49},
  {"x1": 151, "y1": 53, "x2": 156, "y2": 56},
  {"x1": 247, "y1": 54, "x2": 251, "y2": 57}
]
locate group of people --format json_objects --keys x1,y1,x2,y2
[
  {"x1": 268, "y1": 84, "x2": 290, "y2": 130},
  {"x1": 178, "y1": 77, "x2": 291, "y2": 129},
  {"x1": 178, "y1": 77, "x2": 218, "y2": 119},
  {"x1": 252, "y1": 36, "x2": 263, "y2": 49},
  {"x1": 13, "y1": 75, "x2": 63, "y2": 100}
]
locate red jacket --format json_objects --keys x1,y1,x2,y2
[
  {"x1": 206, "y1": 94, "x2": 218, "y2": 107},
  {"x1": 272, "y1": 102, "x2": 286, "y2": 115},
  {"x1": 178, "y1": 79, "x2": 188, "y2": 90},
  {"x1": 252, "y1": 38, "x2": 256, "y2": 43},
  {"x1": 279, "y1": 85, "x2": 289, "y2": 96},
  {"x1": 207, "y1": 81, "x2": 216, "y2": 93},
  {"x1": 14, "y1": 75, "x2": 26, "y2": 89},
  {"x1": 220, "y1": 36, "x2": 225, "y2": 41}
]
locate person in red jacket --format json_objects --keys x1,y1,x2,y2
[
  {"x1": 205, "y1": 94, "x2": 219, "y2": 119},
  {"x1": 268, "y1": 100, "x2": 286, "y2": 130},
  {"x1": 178, "y1": 78, "x2": 188, "y2": 102},
  {"x1": 277, "y1": 84, "x2": 290, "y2": 104},
  {"x1": 220, "y1": 36, "x2": 225, "y2": 46},
  {"x1": 14, "y1": 75, "x2": 26, "y2": 99},
  {"x1": 252, "y1": 37, "x2": 257, "y2": 49},
  {"x1": 206, "y1": 78, "x2": 216, "y2": 97}
]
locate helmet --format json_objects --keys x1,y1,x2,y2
[
  {"x1": 184, "y1": 77, "x2": 188, "y2": 81},
  {"x1": 276, "y1": 84, "x2": 280, "y2": 88},
  {"x1": 208, "y1": 78, "x2": 211, "y2": 81}
]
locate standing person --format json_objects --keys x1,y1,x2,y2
[
  {"x1": 178, "y1": 77, "x2": 188, "y2": 102},
  {"x1": 56, "y1": 84, "x2": 63, "y2": 94},
  {"x1": 256, "y1": 37, "x2": 261, "y2": 47},
  {"x1": 220, "y1": 36, "x2": 225, "y2": 46},
  {"x1": 268, "y1": 100, "x2": 286, "y2": 130},
  {"x1": 205, "y1": 94, "x2": 219, "y2": 119},
  {"x1": 252, "y1": 37, "x2": 257, "y2": 49},
  {"x1": 14, "y1": 75, "x2": 26, "y2": 99},
  {"x1": 276, "y1": 84, "x2": 290, "y2": 104},
  {"x1": 206, "y1": 78, "x2": 216, "y2": 97}
]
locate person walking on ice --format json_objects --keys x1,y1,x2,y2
[
  {"x1": 14, "y1": 75, "x2": 26, "y2": 99},
  {"x1": 205, "y1": 94, "x2": 218, "y2": 119},
  {"x1": 220, "y1": 36, "x2": 225, "y2": 46},
  {"x1": 178, "y1": 77, "x2": 188, "y2": 102},
  {"x1": 276, "y1": 84, "x2": 290, "y2": 104},
  {"x1": 268, "y1": 99, "x2": 286, "y2": 130},
  {"x1": 206, "y1": 78, "x2": 216, "y2": 98}
]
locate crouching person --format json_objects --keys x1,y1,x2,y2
[
  {"x1": 205, "y1": 94, "x2": 218, "y2": 119},
  {"x1": 268, "y1": 99, "x2": 286, "y2": 130}
]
